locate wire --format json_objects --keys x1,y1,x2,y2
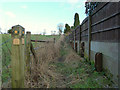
[
  {"x1": 0, "y1": 39, "x2": 11, "y2": 46},
  {"x1": 0, "y1": 31, "x2": 12, "y2": 54}
]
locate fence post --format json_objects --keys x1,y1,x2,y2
[
  {"x1": 79, "y1": 25, "x2": 81, "y2": 55},
  {"x1": 11, "y1": 25, "x2": 25, "y2": 88},
  {"x1": 26, "y1": 32, "x2": 31, "y2": 73},
  {"x1": 53, "y1": 38, "x2": 56, "y2": 43},
  {"x1": 0, "y1": 32, "x2": 1, "y2": 89},
  {"x1": 77, "y1": 40, "x2": 80, "y2": 54},
  {"x1": 88, "y1": 15, "x2": 92, "y2": 63},
  {"x1": 74, "y1": 30, "x2": 76, "y2": 50}
]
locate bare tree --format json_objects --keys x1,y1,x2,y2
[{"x1": 57, "y1": 23, "x2": 64, "y2": 35}]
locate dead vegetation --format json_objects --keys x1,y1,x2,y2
[
  {"x1": 2, "y1": 35, "x2": 116, "y2": 88},
  {"x1": 24, "y1": 35, "x2": 115, "y2": 88},
  {"x1": 25, "y1": 35, "x2": 82, "y2": 88}
]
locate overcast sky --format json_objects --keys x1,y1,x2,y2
[{"x1": 0, "y1": 0, "x2": 86, "y2": 34}]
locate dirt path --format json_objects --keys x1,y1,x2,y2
[{"x1": 25, "y1": 35, "x2": 116, "y2": 88}]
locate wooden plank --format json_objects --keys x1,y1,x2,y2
[
  {"x1": 91, "y1": 26, "x2": 120, "y2": 34},
  {"x1": 91, "y1": 11, "x2": 120, "y2": 27},
  {"x1": 31, "y1": 40, "x2": 53, "y2": 43}
]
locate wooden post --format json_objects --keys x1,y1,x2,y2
[
  {"x1": 74, "y1": 30, "x2": 76, "y2": 50},
  {"x1": 11, "y1": 25, "x2": 25, "y2": 88},
  {"x1": 0, "y1": 31, "x2": 1, "y2": 89},
  {"x1": 77, "y1": 40, "x2": 80, "y2": 54},
  {"x1": 26, "y1": 32, "x2": 31, "y2": 73},
  {"x1": 53, "y1": 38, "x2": 56, "y2": 43},
  {"x1": 30, "y1": 43, "x2": 38, "y2": 64},
  {"x1": 88, "y1": 15, "x2": 92, "y2": 63},
  {"x1": 79, "y1": 25, "x2": 82, "y2": 54},
  {"x1": 77, "y1": 25, "x2": 81, "y2": 55},
  {"x1": 0, "y1": 37, "x2": 1, "y2": 89}
]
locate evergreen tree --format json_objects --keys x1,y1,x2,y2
[
  {"x1": 74, "y1": 13, "x2": 80, "y2": 29},
  {"x1": 8, "y1": 29, "x2": 12, "y2": 34},
  {"x1": 70, "y1": 26, "x2": 74, "y2": 31},
  {"x1": 64, "y1": 24, "x2": 70, "y2": 34}
]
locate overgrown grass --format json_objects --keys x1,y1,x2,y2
[
  {"x1": 53, "y1": 60, "x2": 114, "y2": 88},
  {"x1": 1, "y1": 34, "x2": 11, "y2": 83},
  {"x1": 31, "y1": 35, "x2": 60, "y2": 41},
  {"x1": 1, "y1": 34, "x2": 60, "y2": 83},
  {"x1": 60, "y1": 47, "x2": 68, "y2": 57}
]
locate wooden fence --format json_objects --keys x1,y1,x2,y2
[
  {"x1": 69, "y1": 2, "x2": 119, "y2": 55},
  {"x1": 68, "y1": 2, "x2": 119, "y2": 84}
]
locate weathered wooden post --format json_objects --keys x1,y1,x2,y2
[
  {"x1": 0, "y1": 42, "x2": 1, "y2": 89},
  {"x1": 77, "y1": 25, "x2": 81, "y2": 54},
  {"x1": 0, "y1": 28, "x2": 1, "y2": 89},
  {"x1": 11, "y1": 25, "x2": 25, "y2": 88},
  {"x1": 26, "y1": 31, "x2": 31, "y2": 73},
  {"x1": 53, "y1": 38, "x2": 56, "y2": 43},
  {"x1": 80, "y1": 25, "x2": 82, "y2": 55},
  {"x1": 77, "y1": 40, "x2": 80, "y2": 54},
  {"x1": 88, "y1": 12, "x2": 92, "y2": 63},
  {"x1": 74, "y1": 30, "x2": 76, "y2": 50}
]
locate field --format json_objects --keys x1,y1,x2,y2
[
  {"x1": 1, "y1": 34, "x2": 60, "y2": 85},
  {"x1": 1, "y1": 34, "x2": 116, "y2": 88}
]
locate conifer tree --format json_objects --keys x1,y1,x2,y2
[
  {"x1": 74, "y1": 13, "x2": 80, "y2": 29},
  {"x1": 64, "y1": 24, "x2": 70, "y2": 34}
]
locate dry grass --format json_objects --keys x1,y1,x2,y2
[
  {"x1": 2, "y1": 35, "x2": 115, "y2": 88},
  {"x1": 25, "y1": 35, "x2": 84, "y2": 88},
  {"x1": 25, "y1": 35, "x2": 115, "y2": 88},
  {"x1": 25, "y1": 35, "x2": 65, "y2": 88}
]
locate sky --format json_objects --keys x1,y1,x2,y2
[{"x1": 0, "y1": 0, "x2": 87, "y2": 34}]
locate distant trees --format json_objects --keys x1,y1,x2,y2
[
  {"x1": 74, "y1": 13, "x2": 80, "y2": 29},
  {"x1": 8, "y1": 29, "x2": 12, "y2": 34},
  {"x1": 64, "y1": 13, "x2": 80, "y2": 34},
  {"x1": 64, "y1": 24, "x2": 70, "y2": 34},
  {"x1": 70, "y1": 26, "x2": 74, "y2": 31},
  {"x1": 51, "y1": 30, "x2": 56, "y2": 35},
  {"x1": 57, "y1": 23, "x2": 64, "y2": 35}
]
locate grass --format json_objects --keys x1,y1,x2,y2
[
  {"x1": 31, "y1": 34, "x2": 60, "y2": 47},
  {"x1": 49, "y1": 40, "x2": 114, "y2": 88},
  {"x1": 60, "y1": 47, "x2": 68, "y2": 57},
  {"x1": 1, "y1": 34, "x2": 11, "y2": 83},
  {"x1": 31, "y1": 34, "x2": 60, "y2": 41},
  {"x1": 1, "y1": 34, "x2": 60, "y2": 84},
  {"x1": 1, "y1": 34, "x2": 114, "y2": 88},
  {"x1": 52, "y1": 59, "x2": 114, "y2": 88}
]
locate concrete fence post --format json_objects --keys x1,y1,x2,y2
[{"x1": 11, "y1": 25, "x2": 25, "y2": 88}]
